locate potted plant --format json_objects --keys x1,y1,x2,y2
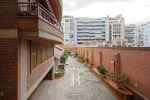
[
  {"x1": 78, "y1": 56, "x2": 86, "y2": 63},
  {"x1": 60, "y1": 49, "x2": 71, "y2": 65},
  {"x1": 97, "y1": 64, "x2": 108, "y2": 78},
  {"x1": 117, "y1": 74, "x2": 129, "y2": 90},
  {"x1": 74, "y1": 52, "x2": 78, "y2": 57},
  {"x1": 84, "y1": 58, "x2": 89, "y2": 65},
  {"x1": 55, "y1": 65, "x2": 65, "y2": 79}
]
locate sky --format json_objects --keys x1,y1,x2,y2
[{"x1": 63, "y1": 0, "x2": 150, "y2": 24}]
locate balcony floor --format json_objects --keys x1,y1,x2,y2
[{"x1": 29, "y1": 57, "x2": 117, "y2": 100}]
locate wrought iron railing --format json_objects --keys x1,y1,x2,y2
[{"x1": 17, "y1": 2, "x2": 62, "y2": 31}]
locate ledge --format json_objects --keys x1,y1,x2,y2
[{"x1": 90, "y1": 68, "x2": 133, "y2": 96}]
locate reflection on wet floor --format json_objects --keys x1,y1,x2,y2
[{"x1": 29, "y1": 57, "x2": 117, "y2": 100}]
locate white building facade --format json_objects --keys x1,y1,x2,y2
[
  {"x1": 143, "y1": 22, "x2": 150, "y2": 47},
  {"x1": 109, "y1": 15, "x2": 125, "y2": 47},
  {"x1": 62, "y1": 16, "x2": 76, "y2": 44},
  {"x1": 62, "y1": 15, "x2": 127, "y2": 47},
  {"x1": 136, "y1": 25, "x2": 144, "y2": 47},
  {"x1": 75, "y1": 17, "x2": 109, "y2": 45},
  {"x1": 125, "y1": 24, "x2": 138, "y2": 47}
]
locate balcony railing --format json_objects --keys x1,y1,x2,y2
[
  {"x1": 17, "y1": 2, "x2": 62, "y2": 31},
  {"x1": 18, "y1": 2, "x2": 38, "y2": 16}
]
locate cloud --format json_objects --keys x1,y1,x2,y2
[
  {"x1": 63, "y1": 0, "x2": 150, "y2": 24},
  {"x1": 63, "y1": 0, "x2": 133, "y2": 12}
]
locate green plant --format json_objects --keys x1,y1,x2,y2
[
  {"x1": 60, "y1": 56, "x2": 66, "y2": 64},
  {"x1": 115, "y1": 74, "x2": 129, "y2": 89},
  {"x1": 97, "y1": 64, "x2": 108, "y2": 75},
  {"x1": 64, "y1": 49, "x2": 71, "y2": 55},
  {"x1": 61, "y1": 49, "x2": 71, "y2": 64},
  {"x1": 74, "y1": 52, "x2": 78, "y2": 57},
  {"x1": 118, "y1": 74, "x2": 129, "y2": 85},
  {"x1": 55, "y1": 67, "x2": 65, "y2": 78},
  {"x1": 78, "y1": 56, "x2": 86, "y2": 63},
  {"x1": 55, "y1": 71, "x2": 64, "y2": 78},
  {"x1": 85, "y1": 58, "x2": 89, "y2": 63}
]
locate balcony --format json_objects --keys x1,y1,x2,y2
[{"x1": 17, "y1": 2, "x2": 63, "y2": 43}]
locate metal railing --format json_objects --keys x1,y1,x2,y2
[
  {"x1": 17, "y1": 2, "x2": 62, "y2": 31},
  {"x1": 17, "y1": 2, "x2": 38, "y2": 16}
]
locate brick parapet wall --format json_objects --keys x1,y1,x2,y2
[{"x1": 77, "y1": 47, "x2": 150, "y2": 100}]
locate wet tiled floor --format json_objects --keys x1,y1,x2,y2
[{"x1": 29, "y1": 57, "x2": 117, "y2": 100}]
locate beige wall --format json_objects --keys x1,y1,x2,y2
[
  {"x1": 18, "y1": 39, "x2": 56, "y2": 99},
  {"x1": 54, "y1": 46, "x2": 64, "y2": 59},
  {"x1": 18, "y1": 39, "x2": 28, "y2": 100},
  {"x1": 27, "y1": 40, "x2": 55, "y2": 98}
]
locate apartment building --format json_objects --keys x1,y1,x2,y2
[
  {"x1": 62, "y1": 15, "x2": 126, "y2": 47},
  {"x1": 109, "y1": 15, "x2": 125, "y2": 46},
  {"x1": 62, "y1": 16, "x2": 76, "y2": 44},
  {"x1": 143, "y1": 22, "x2": 150, "y2": 47},
  {"x1": 0, "y1": 0, "x2": 63, "y2": 100},
  {"x1": 125, "y1": 24, "x2": 138, "y2": 47},
  {"x1": 136, "y1": 25, "x2": 144, "y2": 47},
  {"x1": 75, "y1": 17, "x2": 109, "y2": 45}
]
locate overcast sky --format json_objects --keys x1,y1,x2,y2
[{"x1": 63, "y1": 0, "x2": 150, "y2": 24}]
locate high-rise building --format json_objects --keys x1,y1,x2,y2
[
  {"x1": 125, "y1": 24, "x2": 138, "y2": 47},
  {"x1": 0, "y1": 0, "x2": 63, "y2": 100},
  {"x1": 109, "y1": 15, "x2": 125, "y2": 46},
  {"x1": 136, "y1": 24, "x2": 144, "y2": 47},
  {"x1": 75, "y1": 17, "x2": 109, "y2": 45},
  {"x1": 125, "y1": 24, "x2": 144, "y2": 47},
  {"x1": 62, "y1": 15, "x2": 126, "y2": 47},
  {"x1": 143, "y1": 22, "x2": 150, "y2": 47},
  {"x1": 62, "y1": 16, "x2": 76, "y2": 44}
]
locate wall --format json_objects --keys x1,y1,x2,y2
[
  {"x1": 54, "y1": 46, "x2": 64, "y2": 69},
  {"x1": 18, "y1": 39, "x2": 28, "y2": 100},
  {"x1": 27, "y1": 41, "x2": 55, "y2": 98},
  {"x1": 0, "y1": 39, "x2": 18, "y2": 100},
  {"x1": 77, "y1": 47, "x2": 150, "y2": 100},
  {"x1": 0, "y1": 0, "x2": 17, "y2": 28}
]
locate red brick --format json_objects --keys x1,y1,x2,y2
[
  {"x1": 0, "y1": 39, "x2": 18, "y2": 100},
  {"x1": 77, "y1": 47, "x2": 150, "y2": 99}
]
